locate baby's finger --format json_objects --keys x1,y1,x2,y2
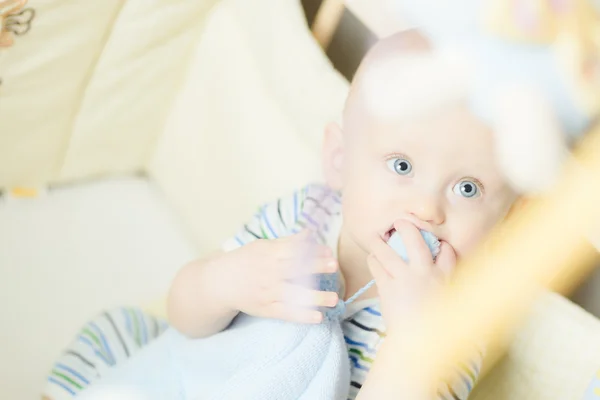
[
  {"x1": 393, "y1": 220, "x2": 434, "y2": 268},
  {"x1": 277, "y1": 283, "x2": 339, "y2": 308},
  {"x1": 281, "y1": 255, "x2": 338, "y2": 279},
  {"x1": 266, "y1": 302, "x2": 323, "y2": 324},
  {"x1": 279, "y1": 232, "x2": 333, "y2": 260},
  {"x1": 368, "y1": 235, "x2": 406, "y2": 279},
  {"x1": 434, "y1": 241, "x2": 457, "y2": 281}
]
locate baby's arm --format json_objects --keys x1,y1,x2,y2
[
  {"x1": 168, "y1": 185, "x2": 339, "y2": 339},
  {"x1": 358, "y1": 221, "x2": 479, "y2": 399},
  {"x1": 167, "y1": 250, "x2": 240, "y2": 338},
  {"x1": 168, "y1": 231, "x2": 338, "y2": 338}
]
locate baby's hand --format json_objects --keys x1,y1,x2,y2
[
  {"x1": 218, "y1": 230, "x2": 339, "y2": 324},
  {"x1": 367, "y1": 220, "x2": 456, "y2": 331}
]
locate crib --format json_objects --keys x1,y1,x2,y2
[{"x1": 1, "y1": 0, "x2": 600, "y2": 398}]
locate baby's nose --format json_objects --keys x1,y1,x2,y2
[{"x1": 407, "y1": 194, "x2": 445, "y2": 226}]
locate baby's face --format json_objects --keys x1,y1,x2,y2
[{"x1": 324, "y1": 101, "x2": 516, "y2": 260}]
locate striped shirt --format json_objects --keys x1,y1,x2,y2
[
  {"x1": 222, "y1": 183, "x2": 481, "y2": 400},
  {"x1": 44, "y1": 308, "x2": 170, "y2": 399}
]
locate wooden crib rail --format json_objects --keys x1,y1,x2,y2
[{"x1": 311, "y1": 0, "x2": 345, "y2": 49}]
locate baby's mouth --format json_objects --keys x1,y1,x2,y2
[
  {"x1": 382, "y1": 227, "x2": 396, "y2": 242},
  {"x1": 383, "y1": 225, "x2": 442, "y2": 243}
]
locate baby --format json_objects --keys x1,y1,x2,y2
[{"x1": 43, "y1": 30, "x2": 517, "y2": 400}]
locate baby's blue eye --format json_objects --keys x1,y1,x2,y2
[
  {"x1": 453, "y1": 180, "x2": 480, "y2": 198},
  {"x1": 387, "y1": 158, "x2": 412, "y2": 175}
]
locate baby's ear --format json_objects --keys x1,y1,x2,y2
[
  {"x1": 492, "y1": 86, "x2": 569, "y2": 195},
  {"x1": 322, "y1": 122, "x2": 344, "y2": 191}
]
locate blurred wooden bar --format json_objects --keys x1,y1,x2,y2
[{"x1": 311, "y1": 0, "x2": 345, "y2": 49}]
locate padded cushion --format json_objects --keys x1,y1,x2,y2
[
  {"x1": 0, "y1": 0, "x2": 221, "y2": 187},
  {"x1": 472, "y1": 292, "x2": 600, "y2": 400},
  {"x1": 148, "y1": 0, "x2": 349, "y2": 250}
]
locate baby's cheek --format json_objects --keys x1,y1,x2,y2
[
  {"x1": 450, "y1": 218, "x2": 496, "y2": 259},
  {"x1": 453, "y1": 235, "x2": 481, "y2": 260},
  {"x1": 343, "y1": 193, "x2": 377, "y2": 235}
]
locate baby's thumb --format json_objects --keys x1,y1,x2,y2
[{"x1": 434, "y1": 241, "x2": 456, "y2": 282}]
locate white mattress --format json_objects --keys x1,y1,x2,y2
[{"x1": 0, "y1": 177, "x2": 197, "y2": 399}]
